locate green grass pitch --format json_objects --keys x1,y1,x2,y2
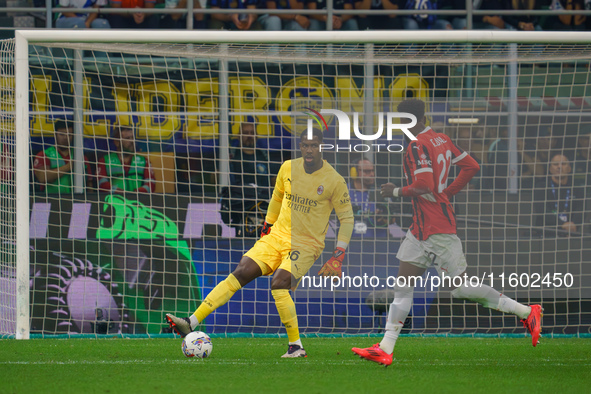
[{"x1": 1, "y1": 337, "x2": 590, "y2": 393}]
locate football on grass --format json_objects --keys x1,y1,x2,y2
[{"x1": 182, "y1": 331, "x2": 213, "y2": 358}]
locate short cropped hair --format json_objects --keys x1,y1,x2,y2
[
  {"x1": 240, "y1": 122, "x2": 255, "y2": 132},
  {"x1": 300, "y1": 128, "x2": 323, "y2": 143},
  {"x1": 54, "y1": 119, "x2": 71, "y2": 132},
  {"x1": 398, "y1": 99, "x2": 425, "y2": 122},
  {"x1": 355, "y1": 157, "x2": 373, "y2": 167},
  {"x1": 112, "y1": 124, "x2": 134, "y2": 140}
]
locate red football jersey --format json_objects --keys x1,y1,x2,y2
[{"x1": 403, "y1": 127, "x2": 474, "y2": 241}]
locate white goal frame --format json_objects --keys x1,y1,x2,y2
[{"x1": 12, "y1": 29, "x2": 591, "y2": 339}]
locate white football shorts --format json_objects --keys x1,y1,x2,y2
[{"x1": 396, "y1": 230, "x2": 467, "y2": 277}]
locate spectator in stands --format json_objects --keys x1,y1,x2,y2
[
  {"x1": 482, "y1": 127, "x2": 521, "y2": 190},
  {"x1": 307, "y1": 0, "x2": 358, "y2": 30},
  {"x1": 230, "y1": 122, "x2": 272, "y2": 198},
  {"x1": 348, "y1": 158, "x2": 390, "y2": 237},
  {"x1": 0, "y1": 138, "x2": 13, "y2": 195},
  {"x1": 504, "y1": 0, "x2": 543, "y2": 31},
  {"x1": 259, "y1": 0, "x2": 310, "y2": 30},
  {"x1": 530, "y1": 126, "x2": 561, "y2": 183},
  {"x1": 534, "y1": 153, "x2": 585, "y2": 236},
  {"x1": 220, "y1": 122, "x2": 272, "y2": 237},
  {"x1": 97, "y1": 125, "x2": 155, "y2": 194},
  {"x1": 402, "y1": 0, "x2": 453, "y2": 30},
  {"x1": 33, "y1": 120, "x2": 92, "y2": 194},
  {"x1": 56, "y1": 0, "x2": 111, "y2": 28},
  {"x1": 546, "y1": 0, "x2": 587, "y2": 31},
  {"x1": 572, "y1": 129, "x2": 591, "y2": 187},
  {"x1": 176, "y1": 152, "x2": 217, "y2": 195},
  {"x1": 432, "y1": 120, "x2": 447, "y2": 136},
  {"x1": 439, "y1": 0, "x2": 467, "y2": 29},
  {"x1": 209, "y1": 0, "x2": 259, "y2": 30},
  {"x1": 517, "y1": 137, "x2": 537, "y2": 188},
  {"x1": 354, "y1": 0, "x2": 403, "y2": 30},
  {"x1": 453, "y1": 0, "x2": 510, "y2": 30},
  {"x1": 158, "y1": 0, "x2": 205, "y2": 29},
  {"x1": 461, "y1": 125, "x2": 487, "y2": 163},
  {"x1": 108, "y1": 0, "x2": 160, "y2": 28},
  {"x1": 449, "y1": 126, "x2": 482, "y2": 190}
]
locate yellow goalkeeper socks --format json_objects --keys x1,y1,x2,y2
[
  {"x1": 194, "y1": 273, "x2": 242, "y2": 324},
  {"x1": 272, "y1": 289, "x2": 300, "y2": 343}
]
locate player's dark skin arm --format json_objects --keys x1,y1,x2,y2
[{"x1": 381, "y1": 179, "x2": 432, "y2": 197}]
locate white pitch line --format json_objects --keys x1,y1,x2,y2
[
  {"x1": 0, "y1": 359, "x2": 358, "y2": 366},
  {"x1": 0, "y1": 359, "x2": 589, "y2": 367}
]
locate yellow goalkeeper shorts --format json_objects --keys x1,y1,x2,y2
[{"x1": 245, "y1": 232, "x2": 322, "y2": 280}]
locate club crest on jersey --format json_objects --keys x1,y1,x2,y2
[{"x1": 317, "y1": 185, "x2": 324, "y2": 195}]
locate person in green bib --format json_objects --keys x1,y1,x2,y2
[
  {"x1": 97, "y1": 125, "x2": 155, "y2": 193},
  {"x1": 33, "y1": 119, "x2": 90, "y2": 194}
]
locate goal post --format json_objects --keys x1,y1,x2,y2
[
  {"x1": 14, "y1": 32, "x2": 30, "y2": 340},
  {"x1": 3, "y1": 30, "x2": 591, "y2": 339}
]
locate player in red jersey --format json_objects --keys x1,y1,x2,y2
[{"x1": 352, "y1": 99, "x2": 542, "y2": 367}]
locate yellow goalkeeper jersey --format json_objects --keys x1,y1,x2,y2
[{"x1": 266, "y1": 158, "x2": 353, "y2": 250}]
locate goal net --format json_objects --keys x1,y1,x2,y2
[
  {"x1": 1, "y1": 38, "x2": 16, "y2": 338},
  {"x1": 2, "y1": 30, "x2": 590, "y2": 338}
]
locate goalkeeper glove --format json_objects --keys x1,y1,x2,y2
[
  {"x1": 260, "y1": 221, "x2": 273, "y2": 238},
  {"x1": 318, "y1": 247, "x2": 346, "y2": 277}
]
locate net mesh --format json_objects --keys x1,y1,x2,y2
[
  {"x1": 3, "y1": 39, "x2": 590, "y2": 337},
  {"x1": 0, "y1": 38, "x2": 16, "y2": 338},
  {"x1": 36, "y1": 42, "x2": 591, "y2": 64}
]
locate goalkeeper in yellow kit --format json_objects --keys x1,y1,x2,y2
[{"x1": 166, "y1": 128, "x2": 354, "y2": 358}]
